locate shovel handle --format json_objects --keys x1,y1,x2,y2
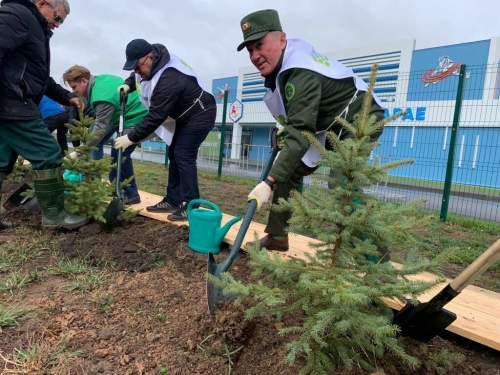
[
  {"x1": 450, "y1": 238, "x2": 500, "y2": 293},
  {"x1": 215, "y1": 128, "x2": 281, "y2": 272},
  {"x1": 119, "y1": 90, "x2": 126, "y2": 134},
  {"x1": 115, "y1": 90, "x2": 127, "y2": 196}
]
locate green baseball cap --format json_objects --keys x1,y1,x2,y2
[{"x1": 237, "y1": 9, "x2": 282, "y2": 52}]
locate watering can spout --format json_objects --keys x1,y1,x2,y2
[{"x1": 216, "y1": 216, "x2": 241, "y2": 244}]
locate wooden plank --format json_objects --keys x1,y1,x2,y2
[{"x1": 131, "y1": 190, "x2": 500, "y2": 351}]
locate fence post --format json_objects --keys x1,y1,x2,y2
[
  {"x1": 440, "y1": 64, "x2": 467, "y2": 222},
  {"x1": 217, "y1": 89, "x2": 229, "y2": 179},
  {"x1": 164, "y1": 145, "x2": 169, "y2": 167}
]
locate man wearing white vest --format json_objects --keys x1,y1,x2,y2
[
  {"x1": 240, "y1": 9, "x2": 387, "y2": 254},
  {"x1": 115, "y1": 39, "x2": 216, "y2": 221}
]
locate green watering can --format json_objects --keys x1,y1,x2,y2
[{"x1": 187, "y1": 199, "x2": 241, "y2": 255}]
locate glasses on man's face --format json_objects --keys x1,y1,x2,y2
[
  {"x1": 52, "y1": 10, "x2": 64, "y2": 24},
  {"x1": 46, "y1": 2, "x2": 64, "y2": 25},
  {"x1": 134, "y1": 56, "x2": 149, "y2": 72}
]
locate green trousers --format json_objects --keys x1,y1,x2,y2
[
  {"x1": 265, "y1": 162, "x2": 317, "y2": 237},
  {"x1": 0, "y1": 118, "x2": 62, "y2": 174}
]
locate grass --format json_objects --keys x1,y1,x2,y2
[
  {"x1": 45, "y1": 258, "x2": 109, "y2": 292},
  {"x1": 0, "y1": 304, "x2": 30, "y2": 328},
  {"x1": 70, "y1": 271, "x2": 107, "y2": 292},
  {"x1": 0, "y1": 232, "x2": 55, "y2": 271},
  {"x1": 0, "y1": 335, "x2": 84, "y2": 374},
  {"x1": 46, "y1": 258, "x2": 96, "y2": 276},
  {"x1": 132, "y1": 160, "x2": 500, "y2": 291},
  {"x1": 0, "y1": 270, "x2": 40, "y2": 294},
  {"x1": 385, "y1": 174, "x2": 500, "y2": 196}
]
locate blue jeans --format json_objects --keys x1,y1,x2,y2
[
  {"x1": 90, "y1": 124, "x2": 116, "y2": 161},
  {"x1": 109, "y1": 142, "x2": 139, "y2": 200},
  {"x1": 166, "y1": 126, "x2": 212, "y2": 206}
]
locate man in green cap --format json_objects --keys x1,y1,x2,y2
[{"x1": 239, "y1": 9, "x2": 387, "y2": 255}]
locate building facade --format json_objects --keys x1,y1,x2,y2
[{"x1": 210, "y1": 37, "x2": 500, "y2": 188}]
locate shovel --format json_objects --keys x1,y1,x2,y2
[
  {"x1": 102, "y1": 90, "x2": 126, "y2": 228},
  {"x1": 6, "y1": 182, "x2": 39, "y2": 212},
  {"x1": 207, "y1": 128, "x2": 280, "y2": 314},
  {"x1": 393, "y1": 238, "x2": 500, "y2": 341}
]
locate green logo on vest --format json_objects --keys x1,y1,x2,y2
[
  {"x1": 285, "y1": 82, "x2": 296, "y2": 101},
  {"x1": 311, "y1": 52, "x2": 331, "y2": 67},
  {"x1": 181, "y1": 59, "x2": 193, "y2": 70}
]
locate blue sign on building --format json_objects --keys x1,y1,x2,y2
[
  {"x1": 212, "y1": 76, "x2": 238, "y2": 104},
  {"x1": 407, "y1": 40, "x2": 490, "y2": 101}
]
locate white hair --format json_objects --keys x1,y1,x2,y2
[{"x1": 32, "y1": 0, "x2": 70, "y2": 14}]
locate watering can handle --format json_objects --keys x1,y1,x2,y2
[{"x1": 187, "y1": 199, "x2": 220, "y2": 213}]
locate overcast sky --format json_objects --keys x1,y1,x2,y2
[{"x1": 49, "y1": 0, "x2": 499, "y2": 88}]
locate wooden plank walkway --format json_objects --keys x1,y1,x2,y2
[{"x1": 131, "y1": 190, "x2": 500, "y2": 351}]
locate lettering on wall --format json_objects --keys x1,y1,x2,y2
[{"x1": 384, "y1": 107, "x2": 426, "y2": 121}]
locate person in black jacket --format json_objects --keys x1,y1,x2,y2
[
  {"x1": 0, "y1": 0, "x2": 87, "y2": 230},
  {"x1": 115, "y1": 39, "x2": 216, "y2": 221}
]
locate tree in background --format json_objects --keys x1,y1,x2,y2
[{"x1": 212, "y1": 65, "x2": 456, "y2": 374}]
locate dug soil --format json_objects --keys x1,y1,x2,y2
[{"x1": 1, "y1": 181, "x2": 500, "y2": 375}]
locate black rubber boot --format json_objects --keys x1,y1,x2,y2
[
  {"x1": 0, "y1": 174, "x2": 13, "y2": 230},
  {"x1": 33, "y1": 168, "x2": 88, "y2": 229}
]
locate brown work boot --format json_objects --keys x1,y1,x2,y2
[{"x1": 246, "y1": 234, "x2": 289, "y2": 252}]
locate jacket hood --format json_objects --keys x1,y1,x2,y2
[{"x1": 150, "y1": 44, "x2": 171, "y2": 77}]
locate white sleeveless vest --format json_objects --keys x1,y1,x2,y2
[
  {"x1": 263, "y1": 38, "x2": 383, "y2": 167},
  {"x1": 137, "y1": 53, "x2": 213, "y2": 145}
]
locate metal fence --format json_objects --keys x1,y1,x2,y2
[{"x1": 138, "y1": 63, "x2": 500, "y2": 223}]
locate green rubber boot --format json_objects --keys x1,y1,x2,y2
[
  {"x1": 0, "y1": 173, "x2": 13, "y2": 230},
  {"x1": 33, "y1": 168, "x2": 88, "y2": 229}
]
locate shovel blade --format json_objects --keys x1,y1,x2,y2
[
  {"x1": 393, "y1": 300, "x2": 457, "y2": 342},
  {"x1": 393, "y1": 283, "x2": 460, "y2": 341},
  {"x1": 6, "y1": 183, "x2": 35, "y2": 208},
  {"x1": 102, "y1": 197, "x2": 123, "y2": 228},
  {"x1": 206, "y1": 252, "x2": 239, "y2": 314},
  {"x1": 22, "y1": 197, "x2": 39, "y2": 212},
  {"x1": 207, "y1": 252, "x2": 223, "y2": 314}
]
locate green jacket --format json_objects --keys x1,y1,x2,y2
[
  {"x1": 90, "y1": 75, "x2": 147, "y2": 129},
  {"x1": 268, "y1": 68, "x2": 384, "y2": 182}
]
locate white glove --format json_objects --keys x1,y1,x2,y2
[
  {"x1": 117, "y1": 84, "x2": 130, "y2": 94},
  {"x1": 114, "y1": 134, "x2": 134, "y2": 150},
  {"x1": 248, "y1": 181, "x2": 272, "y2": 210},
  {"x1": 68, "y1": 151, "x2": 79, "y2": 159}
]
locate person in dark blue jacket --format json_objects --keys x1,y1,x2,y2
[{"x1": 39, "y1": 96, "x2": 69, "y2": 157}]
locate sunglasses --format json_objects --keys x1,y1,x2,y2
[
  {"x1": 53, "y1": 10, "x2": 64, "y2": 24},
  {"x1": 46, "y1": 2, "x2": 64, "y2": 25}
]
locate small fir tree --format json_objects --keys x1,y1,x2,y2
[
  {"x1": 6, "y1": 156, "x2": 32, "y2": 182},
  {"x1": 212, "y1": 65, "x2": 452, "y2": 374},
  {"x1": 63, "y1": 103, "x2": 119, "y2": 223}
]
